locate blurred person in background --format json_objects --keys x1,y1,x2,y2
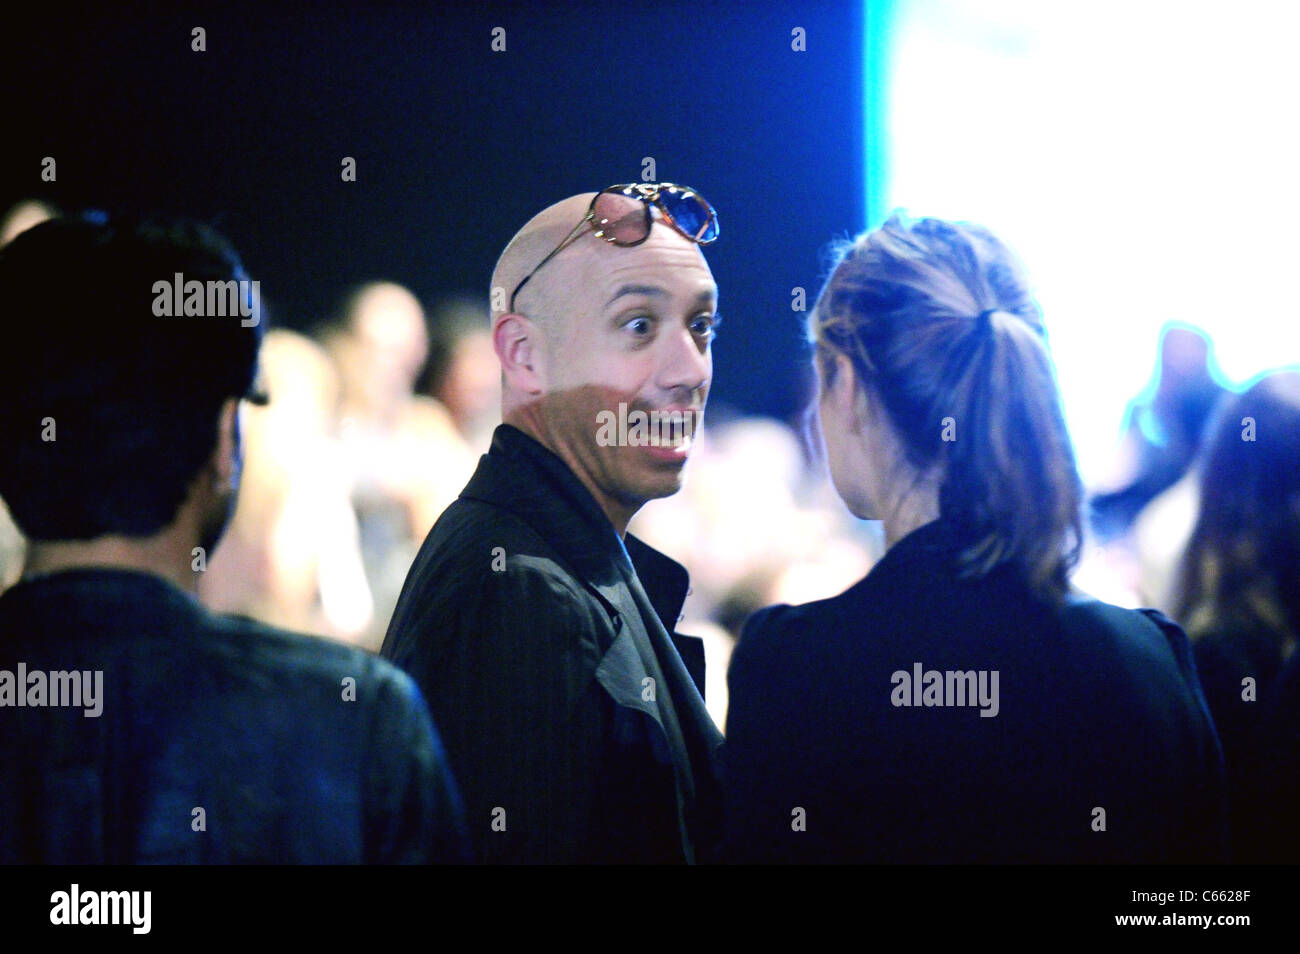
[
  {"x1": 200, "y1": 329, "x2": 374, "y2": 643},
  {"x1": 1171, "y1": 369, "x2": 1300, "y2": 861},
  {"x1": 0, "y1": 200, "x2": 58, "y2": 595},
  {"x1": 1129, "y1": 467, "x2": 1202, "y2": 612},
  {"x1": 1254, "y1": 630, "x2": 1300, "y2": 862},
  {"x1": 418, "y1": 294, "x2": 502, "y2": 452},
  {"x1": 1, "y1": 198, "x2": 58, "y2": 246},
  {"x1": 0, "y1": 215, "x2": 467, "y2": 863},
  {"x1": 1090, "y1": 323, "x2": 1227, "y2": 540},
  {"x1": 317, "y1": 282, "x2": 477, "y2": 647},
  {"x1": 0, "y1": 499, "x2": 22, "y2": 597},
  {"x1": 1076, "y1": 325, "x2": 1228, "y2": 608},
  {"x1": 725, "y1": 215, "x2": 1227, "y2": 863}
]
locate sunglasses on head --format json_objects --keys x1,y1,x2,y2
[{"x1": 509, "y1": 182, "x2": 719, "y2": 313}]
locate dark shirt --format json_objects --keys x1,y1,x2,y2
[
  {"x1": 1250, "y1": 650, "x2": 1300, "y2": 862},
  {"x1": 1200, "y1": 630, "x2": 1300, "y2": 862},
  {"x1": 0, "y1": 568, "x2": 468, "y2": 864},
  {"x1": 725, "y1": 518, "x2": 1228, "y2": 863},
  {"x1": 382, "y1": 424, "x2": 725, "y2": 863},
  {"x1": 1192, "y1": 623, "x2": 1286, "y2": 860}
]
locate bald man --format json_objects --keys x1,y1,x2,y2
[{"x1": 382, "y1": 184, "x2": 725, "y2": 863}]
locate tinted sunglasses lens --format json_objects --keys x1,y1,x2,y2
[
  {"x1": 658, "y1": 187, "x2": 719, "y2": 242},
  {"x1": 592, "y1": 190, "x2": 650, "y2": 244}
]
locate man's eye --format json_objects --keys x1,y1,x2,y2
[
  {"x1": 690, "y1": 313, "x2": 720, "y2": 338},
  {"x1": 625, "y1": 316, "x2": 653, "y2": 336}
]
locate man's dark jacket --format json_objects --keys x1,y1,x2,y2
[
  {"x1": 0, "y1": 568, "x2": 468, "y2": 863},
  {"x1": 382, "y1": 424, "x2": 725, "y2": 863},
  {"x1": 725, "y1": 518, "x2": 1229, "y2": 863}
]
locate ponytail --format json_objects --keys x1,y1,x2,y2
[{"x1": 813, "y1": 215, "x2": 1083, "y2": 601}]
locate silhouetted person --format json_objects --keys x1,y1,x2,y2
[
  {"x1": 1174, "y1": 369, "x2": 1300, "y2": 862},
  {"x1": 1255, "y1": 648, "x2": 1300, "y2": 863},
  {"x1": 0, "y1": 198, "x2": 57, "y2": 246},
  {"x1": 0, "y1": 214, "x2": 467, "y2": 863},
  {"x1": 383, "y1": 184, "x2": 725, "y2": 863},
  {"x1": 0, "y1": 200, "x2": 57, "y2": 594},
  {"x1": 725, "y1": 215, "x2": 1227, "y2": 863},
  {"x1": 1091, "y1": 324, "x2": 1227, "y2": 539}
]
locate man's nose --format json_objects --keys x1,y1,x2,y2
[{"x1": 657, "y1": 324, "x2": 710, "y2": 397}]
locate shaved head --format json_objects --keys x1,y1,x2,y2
[{"x1": 490, "y1": 193, "x2": 597, "y2": 324}]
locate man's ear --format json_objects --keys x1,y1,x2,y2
[
  {"x1": 493, "y1": 312, "x2": 546, "y2": 395},
  {"x1": 210, "y1": 397, "x2": 241, "y2": 491}
]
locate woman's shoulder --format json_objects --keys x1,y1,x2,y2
[
  {"x1": 1054, "y1": 595, "x2": 1212, "y2": 698},
  {"x1": 739, "y1": 581, "x2": 869, "y2": 649},
  {"x1": 729, "y1": 580, "x2": 887, "y2": 693},
  {"x1": 1057, "y1": 595, "x2": 1189, "y2": 655},
  {"x1": 1060, "y1": 593, "x2": 1183, "y2": 639}
]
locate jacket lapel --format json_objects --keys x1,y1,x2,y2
[{"x1": 461, "y1": 426, "x2": 724, "y2": 859}]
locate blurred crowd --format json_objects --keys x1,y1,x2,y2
[{"x1": 0, "y1": 197, "x2": 1296, "y2": 759}]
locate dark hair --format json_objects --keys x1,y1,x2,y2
[
  {"x1": 1174, "y1": 370, "x2": 1300, "y2": 646},
  {"x1": 811, "y1": 214, "x2": 1083, "y2": 601},
  {"x1": 418, "y1": 295, "x2": 490, "y2": 397},
  {"x1": 0, "y1": 213, "x2": 264, "y2": 541}
]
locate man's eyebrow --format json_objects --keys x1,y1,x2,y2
[
  {"x1": 605, "y1": 284, "x2": 666, "y2": 307},
  {"x1": 604, "y1": 285, "x2": 719, "y2": 309}
]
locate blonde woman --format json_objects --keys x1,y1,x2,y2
[{"x1": 725, "y1": 216, "x2": 1227, "y2": 863}]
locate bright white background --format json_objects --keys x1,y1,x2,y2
[{"x1": 880, "y1": 0, "x2": 1300, "y2": 483}]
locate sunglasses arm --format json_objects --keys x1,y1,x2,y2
[{"x1": 509, "y1": 212, "x2": 594, "y2": 312}]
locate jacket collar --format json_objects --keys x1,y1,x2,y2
[
  {"x1": 856, "y1": 517, "x2": 1046, "y2": 601},
  {"x1": 871, "y1": 518, "x2": 963, "y2": 573},
  {"x1": 827, "y1": 518, "x2": 964, "y2": 605},
  {"x1": 460, "y1": 424, "x2": 690, "y2": 634},
  {"x1": 461, "y1": 425, "x2": 721, "y2": 861},
  {"x1": 1, "y1": 566, "x2": 203, "y2": 621}
]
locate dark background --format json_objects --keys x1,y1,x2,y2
[{"x1": 2, "y1": 0, "x2": 868, "y2": 423}]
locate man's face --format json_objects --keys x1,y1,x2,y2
[{"x1": 534, "y1": 220, "x2": 718, "y2": 512}]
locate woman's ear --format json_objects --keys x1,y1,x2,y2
[
  {"x1": 827, "y1": 351, "x2": 852, "y2": 406},
  {"x1": 830, "y1": 352, "x2": 874, "y2": 430}
]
